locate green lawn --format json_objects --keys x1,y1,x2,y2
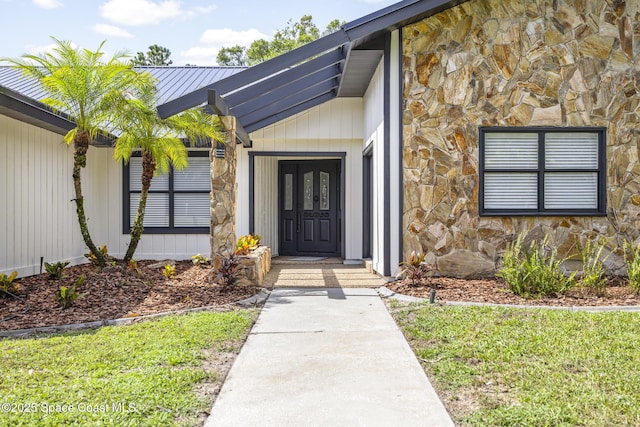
[
  {"x1": 392, "y1": 302, "x2": 640, "y2": 426},
  {"x1": 0, "y1": 310, "x2": 257, "y2": 427}
]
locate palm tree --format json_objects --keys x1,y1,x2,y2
[
  {"x1": 4, "y1": 38, "x2": 152, "y2": 267},
  {"x1": 114, "y1": 85, "x2": 225, "y2": 264}
]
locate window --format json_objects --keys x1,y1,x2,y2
[
  {"x1": 479, "y1": 128, "x2": 606, "y2": 216},
  {"x1": 123, "y1": 151, "x2": 210, "y2": 233}
]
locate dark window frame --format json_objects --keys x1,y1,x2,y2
[
  {"x1": 123, "y1": 151, "x2": 210, "y2": 234},
  {"x1": 479, "y1": 127, "x2": 607, "y2": 217}
]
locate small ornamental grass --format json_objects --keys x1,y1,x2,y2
[
  {"x1": 498, "y1": 231, "x2": 575, "y2": 297},
  {"x1": 577, "y1": 238, "x2": 609, "y2": 295},
  {"x1": 624, "y1": 241, "x2": 640, "y2": 293}
]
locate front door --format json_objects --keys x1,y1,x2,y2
[{"x1": 279, "y1": 160, "x2": 341, "y2": 256}]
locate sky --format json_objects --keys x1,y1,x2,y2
[{"x1": 0, "y1": 0, "x2": 398, "y2": 66}]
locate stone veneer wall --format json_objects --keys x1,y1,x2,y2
[
  {"x1": 402, "y1": 0, "x2": 640, "y2": 278},
  {"x1": 211, "y1": 117, "x2": 237, "y2": 265}
]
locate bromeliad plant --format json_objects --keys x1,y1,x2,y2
[
  {"x1": 191, "y1": 253, "x2": 210, "y2": 267},
  {"x1": 0, "y1": 271, "x2": 19, "y2": 297},
  {"x1": 44, "y1": 261, "x2": 70, "y2": 279},
  {"x1": 399, "y1": 251, "x2": 433, "y2": 286},
  {"x1": 56, "y1": 275, "x2": 84, "y2": 309},
  {"x1": 236, "y1": 234, "x2": 261, "y2": 255},
  {"x1": 162, "y1": 264, "x2": 176, "y2": 279},
  {"x1": 214, "y1": 253, "x2": 242, "y2": 291}
]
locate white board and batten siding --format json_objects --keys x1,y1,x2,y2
[
  {"x1": 238, "y1": 97, "x2": 365, "y2": 260},
  {"x1": 0, "y1": 113, "x2": 210, "y2": 277},
  {"x1": 363, "y1": 30, "x2": 402, "y2": 276},
  {"x1": 0, "y1": 114, "x2": 87, "y2": 277}
]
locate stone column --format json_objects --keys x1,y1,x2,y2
[{"x1": 211, "y1": 116, "x2": 237, "y2": 267}]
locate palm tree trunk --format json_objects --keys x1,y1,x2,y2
[
  {"x1": 124, "y1": 149, "x2": 156, "y2": 264},
  {"x1": 73, "y1": 132, "x2": 107, "y2": 268}
]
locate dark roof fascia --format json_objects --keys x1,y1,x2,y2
[
  {"x1": 344, "y1": 0, "x2": 468, "y2": 40},
  {"x1": 224, "y1": 47, "x2": 345, "y2": 108},
  {"x1": 207, "y1": 90, "x2": 252, "y2": 147},
  {"x1": 245, "y1": 92, "x2": 336, "y2": 133},
  {"x1": 231, "y1": 65, "x2": 342, "y2": 118},
  {"x1": 0, "y1": 85, "x2": 114, "y2": 146},
  {"x1": 239, "y1": 78, "x2": 339, "y2": 128},
  {"x1": 157, "y1": 31, "x2": 350, "y2": 119}
]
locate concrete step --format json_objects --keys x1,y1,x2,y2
[{"x1": 264, "y1": 264, "x2": 386, "y2": 289}]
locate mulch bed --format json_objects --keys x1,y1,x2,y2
[
  {"x1": 386, "y1": 276, "x2": 640, "y2": 307},
  {"x1": 0, "y1": 260, "x2": 260, "y2": 331}
]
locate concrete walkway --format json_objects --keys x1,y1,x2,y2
[{"x1": 205, "y1": 286, "x2": 454, "y2": 426}]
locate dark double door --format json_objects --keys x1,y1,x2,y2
[{"x1": 279, "y1": 160, "x2": 341, "y2": 256}]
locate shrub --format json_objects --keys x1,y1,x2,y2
[
  {"x1": 236, "y1": 234, "x2": 261, "y2": 255},
  {"x1": 85, "y1": 245, "x2": 109, "y2": 266},
  {"x1": 162, "y1": 264, "x2": 176, "y2": 279},
  {"x1": 44, "y1": 261, "x2": 70, "y2": 279},
  {"x1": 191, "y1": 253, "x2": 210, "y2": 267},
  {"x1": 56, "y1": 275, "x2": 84, "y2": 309},
  {"x1": 624, "y1": 241, "x2": 640, "y2": 293},
  {"x1": 0, "y1": 271, "x2": 19, "y2": 297},
  {"x1": 214, "y1": 253, "x2": 242, "y2": 290},
  {"x1": 399, "y1": 251, "x2": 433, "y2": 286},
  {"x1": 577, "y1": 238, "x2": 609, "y2": 295},
  {"x1": 498, "y1": 231, "x2": 575, "y2": 297}
]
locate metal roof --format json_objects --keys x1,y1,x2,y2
[{"x1": 0, "y1": 65, "x2": 245, "y2": 105}]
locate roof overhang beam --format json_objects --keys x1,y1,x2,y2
[{"x1": 207, "y1": 90, "x2": 252, "y2": 148}]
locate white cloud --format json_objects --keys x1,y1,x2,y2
[
  {"x1": 99, "y1": 0, "x2": 216, "y2": 27},
  {"x1": 24, "y1": 43, "x2": 62, "y2": 56},
  {"x1": 93, "y1": 23, "x2": 134, "y2": 38},
  {"x1": 32, "y1": 0, "x2": 62, "y2": 8},
  {"x1": 179, "y1": 28, "x2": 268, "y2": 66}
]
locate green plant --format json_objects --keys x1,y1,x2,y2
[
  {"x1": 215, "y1": 253, "x2": 242, "y2": 290},
  {"x1": 498, "y1": 231, "x2": 575, "y2": 297},
  {"x1": 85, "y1": 245, "x2": 109, "y2": 266},
  {"x1": 624, "y1": 241, "x2": 640, "y2": 293},
  {"x1": 191, "y1": 253, "x2": 211, "y2": 267},
  {"x1": 163, "y1": 263, "x2": 176, "y2": 279},
  {"x1": 235, "y1": 234, "x2": 261, "y2": 255},
  {"x1": 44, "y1": 261, "x2": 70, "y2": 279},
  {"x1": 128, "y1": 258, "x2": 138, "y2": 270},
  {"x1": 399, "y1": 251, "x2": 433, "y2": 286},
  {"x1": 56, "y1": 275, "x2": 84, "y2": 309},
  {"x1": 577, "y1": 238, "x2": 609, "y2": 295},
  {"x1": 0, "y1": 271, "x2": 19, "y2": 297}
]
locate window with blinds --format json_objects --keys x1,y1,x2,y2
[
  {"x1": 124, "y1": 151, "x2": 211, "y2": 233},
  {"x1": 479, "y1": 128, "x2": 606, "y2": 216}
]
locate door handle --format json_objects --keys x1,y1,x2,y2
[{"x1": 297, "y1": 213, "x2": 301, "y2": 233}]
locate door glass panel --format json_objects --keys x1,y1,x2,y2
[
  {"x1": 284, "y1": 173, "x2": 293, "y2": 211},
  {"x1": 320, "y1": 171, "x2": 330, "y2": 210},
  {"x1": 304, "y1": 171, "x2": 313, "y2": 210}
]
